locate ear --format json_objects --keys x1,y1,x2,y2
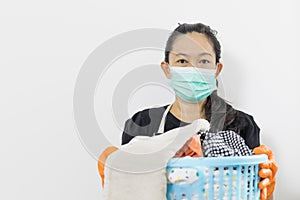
[
  {"x1": 160, "y1": 61, "x2": 171, "y2": 79},
  {"x1": 215, "y1": 62, "x2": 223, "y2": 78}
]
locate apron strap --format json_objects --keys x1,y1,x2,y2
[{"x1": 156, "y1": 104, "x2": 172, "y2": 134}]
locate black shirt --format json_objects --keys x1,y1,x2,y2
[
  {"x1": 121, "y1": 104, "x2": 260, "y2": 149},
  {"x1": 164, "y1": 108, "x2": 190, "y2": 132}
]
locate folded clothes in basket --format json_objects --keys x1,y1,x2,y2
[
  {"x1": 167, "y1": 130, "x2": 253, "y2": 188},
  {"x1": 173, "y1": 134, "x2": 203, "y2": 158},
  {"x1": 173, "y1": 129, "x2": 253, "y2": 159},
  {"x1": 200, "y1": 130, "x2": 253, "y2": 157}
]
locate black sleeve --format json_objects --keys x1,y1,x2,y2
[
  {"x1": 121, "y1": 109, "x2": 151, "y2": 145},
  {"x1": 121, "y1": 118, "x2": 135, "y2": 145},
  {"x1": 239, "y1": 113, "x2": 261, "y2": 149}
]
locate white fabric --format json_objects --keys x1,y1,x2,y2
[
  {"x1": 166, "y1": 168, "x2": 199, "y2": 184},
  {"x1": 103, "y1": 104, "x2": 210, "y2": 200}
]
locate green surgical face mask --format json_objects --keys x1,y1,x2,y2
[{"x1": 169, "y1": 66, "x2": 217, "y2": 103}]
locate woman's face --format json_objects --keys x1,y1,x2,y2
[{"x1": 161, "y1": 31, "x2": 223, "y2": 79}]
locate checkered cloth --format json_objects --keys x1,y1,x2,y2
[{"x1": 199, "y1": 130, "x2": 253, "y2": 157}]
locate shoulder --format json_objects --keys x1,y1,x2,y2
[
  {"x1": 121, "y1": 104, "x2": 169, "y2": 145},
  {"x1": 234, "y1": 109, "x2": 256, "y2": 124},
  {"x1": 129, "y1": 104, "x2": 169, "y2": 126},
  {"x1": 235, "y1": 109, "x2": 260, "y2": 129}
]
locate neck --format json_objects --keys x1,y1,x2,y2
[{"x1": 169, "y1": 96, "x2": 207, "y2": 123}]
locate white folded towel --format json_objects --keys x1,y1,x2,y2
[{"x1": 103, "y1": 119, "x2": 210, "y2": 200}]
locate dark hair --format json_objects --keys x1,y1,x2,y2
[
  {"x1": 164, "y1": 22, "x2": 244, "y2": 133},
  {"x1": 164, "y1": 22, "x2": 221, "y2": 64}
]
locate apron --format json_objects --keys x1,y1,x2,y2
[{"x1": 156, "y1": 104, "x2": 172, "y2": 134}]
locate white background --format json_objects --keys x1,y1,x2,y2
[{"x1": 1, "y1": 0, "x2": 299, "y2": 199}]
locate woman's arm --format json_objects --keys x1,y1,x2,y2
[
  {"x1": 121, "y1": 109, "x2": 151, "y2": 145},
  {"x1": 232, "y1": 111, "x2": 261, "y2": 149},
  {"x1": 121, "y1": 118, "x2": 134, "y2": 145},
  {"x1": 121, "y1": 111, "x2": 142, "y2": 145}
]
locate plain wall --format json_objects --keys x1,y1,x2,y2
[{"x1": 1, "y1": 0, "x2": 299, "y2": 199}]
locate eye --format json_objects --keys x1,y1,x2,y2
[
  {"x1": 176, "y1": 59, "x2": 188, "y2": 64},
  {"x1": 199, "y1": 59, "x2": 210, "y2": 64}
]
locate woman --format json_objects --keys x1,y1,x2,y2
[
  {"x1": 120, "y1": 22, "x2": 277, "y2": 200},
  {"x1": 122, "y1": 23, "x2": 259, "y2": 149}
]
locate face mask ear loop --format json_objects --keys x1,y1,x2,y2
[
  {"x1": 214, "y1": 63, "x2": 219, "y2": 87},
  {"x1": 166, "y1": 62, "x2": 172, "y2": 79}
]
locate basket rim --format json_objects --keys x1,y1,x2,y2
[{"x1": 167, "y1": 154, "x2": 268, "y2": 167}]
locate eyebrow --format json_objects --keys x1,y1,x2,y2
[{"x1": 175, "y1": 52, "x2": 213, "y2": 57}]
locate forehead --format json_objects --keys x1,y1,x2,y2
[{"x1": 170, "y1": 32, "x2": 215, "y2": 57}]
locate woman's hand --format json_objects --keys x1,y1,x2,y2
[
  {"x1": 98, "y1": 146, "x2": 119, "y2": 188},
  {"x1": 253, "y1": 144, "x2": 278, "y2": 200}
]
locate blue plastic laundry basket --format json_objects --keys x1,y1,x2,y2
[{"x1": 166, "y1": 154, "x2": 268, "y2": 200}]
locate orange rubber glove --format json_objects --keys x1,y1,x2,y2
[
  {"x1": 173, "y1": 134, "x2": 203, "y2": 158},
  {"x1": 97, "y1": 146, "x2": 119, "y2": 188},
  {"x1": 253, "y1": 144, "x2": 278, "y2": 200}
]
